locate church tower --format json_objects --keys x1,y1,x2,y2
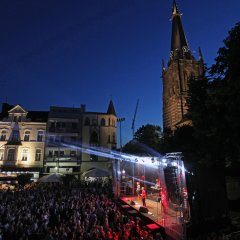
[{"x1": 162, "y1": 0, "x2": 204, "y2": 131}]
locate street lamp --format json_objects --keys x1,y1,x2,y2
[
  {"x1": 116, "y1": 117, "x2": 125, "y2": 197},
  {"x1": 117, "y1": 117, "x2": 125, "y2": 152}
]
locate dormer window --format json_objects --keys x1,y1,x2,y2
[
  {"x1": 12, "y1": 130, "x2": 19, "y2": 142},
  {"x1": 24, "y1": 131, "x2": 30, "y2": 141},
  {"x1": 0, "y1": 130, "x2": 7, "y2": 141}
]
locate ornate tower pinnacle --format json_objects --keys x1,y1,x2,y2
[
  {"x1": 162, "y1": 1, "x2": 204, "y2": 132},
  {"x1": 170, "y1": 0, "x2": 193, "y2": 61}
]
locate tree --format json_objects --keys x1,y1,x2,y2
[
  {"x1": 122, "y1": 124, "x2": 163, "y2": 154},
  {"x1": 186, "y1": 22, "x2": 240, "y2": 168}
]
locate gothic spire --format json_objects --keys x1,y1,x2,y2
[
  {"x1": 107, "y1": 100, "x2": 116, "y2": 116},
  {"x1": 170, "y1": 0, "x2": 192, "y2": 60}
]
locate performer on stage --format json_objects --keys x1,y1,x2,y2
[
  {"x1": 155, "y1": 179, "x2": 160, "y2": 189},
  {"x1": 141, "y1": 187, "x2": 146, "y2": 207},
  {"x1": 136, "y1": 182, "x2": 141, "y2": 199}
]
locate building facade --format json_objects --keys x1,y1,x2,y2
[
  {"x1": 44, "y1": 100, "x2": 117, "y2": 177},
  {"x1": 0, "y1": 104, "x2": 48, "y2": 179},
  {"x1": 0, "y1": 101, "x2": 117, "y2": 179},
  {"x1": 162, "y1": 0, "x2": 204, "y2": 131}
]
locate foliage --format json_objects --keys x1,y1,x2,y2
[
  {"x1": 123, "y1": 124, "x2": 163, "y2": 155},
  {"x1": 17, "y1": 173, "x2": 33, "y2": 187},
  {"x1": 185, "y1": 22, "x2": 240, "y2": 167},
  {"x1": 133, "y1": 124, "x2": 163, "y2": 150}
]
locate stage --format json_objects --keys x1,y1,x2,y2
[{"x1": 120, "y1": 195, "x2": 186, "y2": 240}]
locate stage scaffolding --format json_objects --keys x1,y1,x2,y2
[{"x1": 116, "y1": 152, "x2": 191, "y2": 240}]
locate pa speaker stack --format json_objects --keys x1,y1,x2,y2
[{"x1": 139, "y1": 206, "x2": 148, "y2": 213}]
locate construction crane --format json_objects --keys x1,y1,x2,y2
[{"x1": 131, "y1": 99, "x2": 139, "y2": 138}]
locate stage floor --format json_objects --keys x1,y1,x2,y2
[{"x1": 120, "y1": 196, "x2": 165, "y2": 226}]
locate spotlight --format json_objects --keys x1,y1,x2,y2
[
  {"x1": 162, "y1": 158, "x2": 167, "y2": 163},
  {"x1": 135, "y1": 158, "x2": 138, "y2": 162}
]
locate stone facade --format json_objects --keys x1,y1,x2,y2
[{"x1": 162, "y1": 1, "x2": 204, "y2": 131}]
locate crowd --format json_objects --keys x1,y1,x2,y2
[{"x1": 0, "y1": 180, "x2": 163, "y2": 240}]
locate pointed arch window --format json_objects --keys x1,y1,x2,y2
[
  {"x1": 24, "y1": 131, "x2": 30, "y2": 141},
  {"x1": 85, "y1": 117, "x2": 90, "y2": 126},
  {"x1": 101, "y1": 118, "x2": 106, "y2": 126},
  {"x1": 0, "y1": 130, "x2": 7, "y2": 141}
]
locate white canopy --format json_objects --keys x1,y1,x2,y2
[
  {"x1": 37, "y1": 173, "x2": 62, "y2": 183},
  {"x1": 82, "y1": 168, "x2": 110, "y2": 178}
]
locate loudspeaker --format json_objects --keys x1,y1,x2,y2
[
  {"x1": 139, "y1": 206, "x2": 148, "y2": 213},
  {"x1": 130, "y1": 200, "x2": 135, "y2": 205}
]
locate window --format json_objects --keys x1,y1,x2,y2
[
  {"x1": 108, "y1": 135, "x2": 111, "y2": 143},
  {"x1": 90, "y1": 154, "x2": 98, "y2": 161},
  {"x1": 112, "y1": 133, "x2": 116, "y2": 143},
  {"x1": 14, "y1": 116, "x2": 17, "y2": 122},
  {"x1": 60, "y1": 151, "x2": 64, "y2": 157},
  {"x1": 61, "y1": 122, "x2": 66, "y2": 128},
  {"x1": 49, "y1": 136, "x2": 54, "y2": 143},
  {"x1": 101, "y1": 118, "x2": 105, "y2": 126},
  {"x1": 37, "y1": 130, "x2": 44, "y2": 142},
  {"x1": 18, "y1": 116, "x2": 22, "y2": 122},
  {"x1": 71, "y1": 136, "x2": 77, "y2": 143},
  {"x1": 0, "y1": 149, "x2": 4, "y2": 161},
  {"x1": 22, "y1": 149, "x2": 28, "y2": 161},
  {"x1": 108, "y1": 118, "x2": 111, "y2": 126},
  {"x1": 49, "y1": 150, "x2": 53, "y2": 157},
  {"x1": 24, "y1": 131, "x2": 30, "y2": 141},
  {"x1": 70, "y1": 151, "x2": 76, "y2": 157},
  {"x1": 54, "y1": 151, "x2": 59, "y2": 157},
  {"x1": 12, "y1": 130, "x2": 19, "y2": 142},
  {"x1": 0, "y1": 130, "x2": 7, "y2": 141},
  {"x1": 35, "y1": 149, "x2": 42, "y2": 161},
  {"x1": 92, "y1": 119, "x2": 97, "y2": 126},
  {"x1": 55, "y1": 136, "x2": 61, "y2": 143},
  {"x1": 85, "y1": 118, "x2": 90, "y2": 126},
  {"x1": 90, "y1": 131, "x2": 98, "y2": 143},
  {"x1": 7, "y1": 149, "x2": 15, "y2": 161}
]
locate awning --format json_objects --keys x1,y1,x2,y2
[
  {"x1": 82, "y1": 168, "x2": 110, "y2": 177},
  {"x1": 37, "y1": 173, "x2": 63, "y2": 183}
]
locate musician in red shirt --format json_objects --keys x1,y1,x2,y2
[{"x1": 141, "y1": 187, "x2": 146, "y2": 207}]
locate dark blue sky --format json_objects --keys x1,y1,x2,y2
[{"x1": 0, "y1": 0, "x2": 239, "y2": 145}]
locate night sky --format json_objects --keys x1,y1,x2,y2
[{"x1": 0, "y1": 0, "x2": 239, "y2": 145}]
